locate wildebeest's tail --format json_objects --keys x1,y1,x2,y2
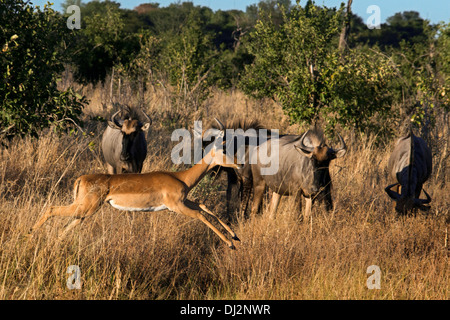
[{"x1": 408, "y1": 125, "x2": 414, "y2": 189}]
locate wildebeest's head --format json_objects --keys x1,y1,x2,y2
[
  {"x1": 108, "y1": 107, "x2": 151, "y2": 162},
  {"x1": 385, "y1": 178, "x2": 432, "y2": 214},
  {"x1": 294, "y1": 129, "x2": 347, "y2": 196}
]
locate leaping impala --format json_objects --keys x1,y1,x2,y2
[{"x1": 30, "y1": 119, "x2": 241, "y2": 249}]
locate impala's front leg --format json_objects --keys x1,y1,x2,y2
[
  {"x1": 195, "y1": 202, "x2": 240, "y2": 242},
  {"x1": 171, "y1": 199, "x2": 238, "y2": 249}
]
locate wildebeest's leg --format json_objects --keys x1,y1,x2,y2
[
  {"x1": 250, "y1": 166, "x2": 266, "y2": 215},
  {"x1": 269, "y1": 192, "x2": 281, "y2": 218},
  {"x1": 132, "y1": 157, "x2": 145, "y2": 173},
  {"x1": 321, "y1": 185, "x2": 333, "y2": 212},
  {"x1": 116, "y1": 163, "x2": 125, "y2": 174},
  {"x1": 251, "y1": 181, "x2": 266, "y2": 216},
  {"x1": 294, "y1": 190, "x2": 303, "y2": 219},
  {"x1": 226, "y1": 169, "x2": 239, "y2": 215},
  {"x1": 239, "y1": 177, "x2": 253, "y2": 218},
  {"x1": 303, "y1": 196, "x2": 313, "y2": 220},
  {"x1": 390, "y1": 184, "x2": 401, "y2": 211},
  {"x1": 106, "y1": 163, "x2": 115, "y2": 174},
  {"x1": 313, "y1": 179, "x2": 333, "y2": 212}
]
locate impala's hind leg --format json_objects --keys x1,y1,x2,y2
[
  {"x1": 58, "y1": 218, "x2": 82, "y2": 240},
  {"x1": 58, "y1": 198, "x2": 103, "y2": 238},
  {"x1": 30, "y1": 204, "x2": 78, "y2": 232},
  {"x1": 31, "y1": 193, "x2": 102, "y2": 237}
]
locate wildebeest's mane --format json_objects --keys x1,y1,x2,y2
[
  {"x1": 210, "y1": 118, "x2": 270, "y2": 132},
  {"x1": 111, "y1": 104, "x2": 144, "y2": 122},
  {"x1": 289, "y1": 127, "x2": 325, "y2": 148},
  {"x1": 305, "y1": 127, "x2": 325, "y2": 146}
]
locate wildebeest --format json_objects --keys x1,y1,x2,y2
[
  {"x1": 101, "y1": 106, "x2": 152, "y2": 174},
  {"x1": 249, "y1": 127, "x2": 347, "y2": 219},
  {"x1": 384, "y1": 130, "x2": 432, "y2": 214}
]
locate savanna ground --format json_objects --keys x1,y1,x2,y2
[{"x1": 0, "y1": 84, "x2": 448, "y2": 300}]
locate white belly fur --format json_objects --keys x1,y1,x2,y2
[{"x1": 108, "y1": 200, "x2": 168, "y2": 212}]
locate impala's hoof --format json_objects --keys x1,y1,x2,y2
[
  {"x1": 229, "y1": 243, "x2": 236, "y2": 250},
  {"x1": 232, "y1": 235, "x2": 240, "y2": 242}
]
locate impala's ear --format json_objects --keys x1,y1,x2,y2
[
  {"x1": 193, "y1": 126, "x2": 203, "y2": 138},
  {"x1": 214, "y1": 118, "x2": 225, "y2": 130},
  {"x1": 203, "y1": 128, "x2": 222, "y2": 142}
]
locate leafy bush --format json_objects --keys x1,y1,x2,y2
[
  {"x1": 0, "y1": 0, "x2": 87, "y2": 144},
  {"x1": 239, "y1": 0, "x2": 397, "y2": 133}
]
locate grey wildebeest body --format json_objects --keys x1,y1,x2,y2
[
  {"x1": 385, "y1": 131, "x2": 432, "y2": 213},
  {"x1": 102, "y1": 106, "x2": 151, "y2": 174},
  {"x1": 250, "y1": 128, "x2": 347, "y2": 219}
]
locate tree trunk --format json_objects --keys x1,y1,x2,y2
[{"x1": 338, "y1": 0, "x2": 353, "y2": 52}]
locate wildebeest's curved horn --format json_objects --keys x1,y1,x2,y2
[
  {"x1": 296, "y1": 131, "x2": 314, "y2": 154},
  {"x1": 414, "y1": 189, "x2": 431, "y2": 205},
  {"x1": 109, "y1": 110, "x2": 123, "y2": 128},
  {"x1": 385, "y1": 183, "x2": 400, "y2": 200},
  {"x1": 330, "y1": 133, "x2": 347, "y2": 158},
  {"x1": 214, "y1": 118, "x2": 225, "y2": 131},
  {"x1": 141, "y1": 110, "x2": 152, "y2": 126},
  {"x1": 335, "y1": 133, "x2": 347, "y2": 152}
]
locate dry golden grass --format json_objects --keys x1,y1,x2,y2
[{"x1": 0, "y1": 86, "x2": 448, "y2": 300}]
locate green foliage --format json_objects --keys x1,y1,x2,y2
[
  {"x1": 115, "y1": 30, "x2": 162, "y2": 100},
  {"x1": 0, "y1": 0, "x2": 87, "y2": 144},
  {"x1": 2, "y1": 0, "x2": 447, "y2": 142},
  {"x1": 323, "y1": 48, "x2": 397, "y2": 131},
  {"x1": 68, "y1": 0, "x2": 140, "y2": 83},
  {"x1": 163, "y1": 11, "x2": 220, "y2": 109},
  {"x1": 239, "y1": 0, "x2": 396, "y2": 132},
  {"x1": 436, "y1": 23, "x2": 450, "y2": 112},
  {"x1": 352, "y1": 11, "x2": 430, "y2": 50},
  {"x1": 388, "y1": 22, "x2": 449, "y2": 129}
]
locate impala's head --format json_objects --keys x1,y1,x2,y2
[{"x1": 200, "y1": 118, "x2": 242, "y2": 170}]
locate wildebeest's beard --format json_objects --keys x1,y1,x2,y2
[
  {"x1": 310, "y1": 159, "x2": 331, "y2": 197},
  {"x1": 121, "y1": 133, "x2": 135, "y2": 161}
]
